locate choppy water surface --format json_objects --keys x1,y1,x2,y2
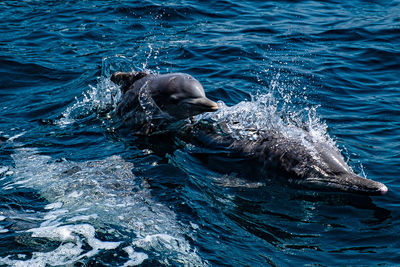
[{"x1": 0, "y1": 1, "x2": 399, "y2": 266}]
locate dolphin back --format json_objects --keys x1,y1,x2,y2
[{"x1": 111, "y1": 71, "x2": 148, "y2": 94}]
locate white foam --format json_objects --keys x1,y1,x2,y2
[
  {"x1": 67, "y1": 190, "x2": 83, "y2": 198},
  {"x1": 133, "y1": 233, "x2": 205, "y2": 266},
  {"x1": 67, "y1": 214, "x2": 98, "y2": 222},
  {"x1": 190, "y1": 222, "x2": 199, "y2": 230},
  {"x1": 0, "y1": 166, "x2": 9, "y2": 176},
  {"x1": 44, "y1": 202, "x2": 63, "y2": 210},
  {"x1": 13, "y1": 223, "x2": 121, "y2": 266},
  {"x1": 7, "y1": 131, "x2": 26, "y2": 142},
  {"x1": 43, "y1": 208, "x2": 68, "y2": 222},
  {"x1": 123, "y1": 246, "x2": 148, "y2": 266},
  {"x1": 0, "y1": 242, "x2": 83, "y2": 267},
  {"x1": 1, "y1": 148, "x2": 205, "y2": 266}
]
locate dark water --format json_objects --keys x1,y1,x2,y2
[{"x1": 0, "y1": 1, "x2": 399, "y2": 266}]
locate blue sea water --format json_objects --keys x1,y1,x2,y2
[{"x1": 0, "y1": 0, "x2": 399, "y2": 266}]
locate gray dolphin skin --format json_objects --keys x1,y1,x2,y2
[
  {"x1": 182, "y1": 122, "x2": 388, "y2": 196},
  {"x1": 111, "y1": 72, "x2": 219, "y2": 121},
  {"x1": 111, "y1": 72, "x2": 388, "y2": 196}
]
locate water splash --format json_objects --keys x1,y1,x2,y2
[
  {"x1": 56, "y1": 54, "x2": 166, "y2": 128},
  {"x1": 137, "y1": 80, "x2": 173, "y2": 122},
  {"x1": 192, "y1": 69, "x2": 342, "y2": 167},
  {"x1": 57, "y1": 76, "x2": 120, "y2": 127},
  {"x1": 197, "y1": 93, "x2": 333, "y2": 147},
  {"x1": 57, "y1": 55, "x2": 149, "y2": 127}
]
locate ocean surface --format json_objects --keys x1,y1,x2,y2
[{"x1": 0, "y1": 1, "x2": 399, "y2": 266}]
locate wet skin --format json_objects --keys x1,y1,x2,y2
[{"x1": 111, "y1": 72, "x2": 388, "y2": 196}]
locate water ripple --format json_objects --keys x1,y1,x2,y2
[{"x1": 0, "y1": 0, "x2": 399, "y2": 265}]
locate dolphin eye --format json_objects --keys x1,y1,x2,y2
[{"x1": 169, "y1": 94, "x2": 180, "y2": 104}]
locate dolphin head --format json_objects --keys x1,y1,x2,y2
[
  {"x1": 299, "y1": 142, "x2": 388, "y2": 195},
  {"x1": 153, "y1": 74, "x2": 219, "y2": 120}
]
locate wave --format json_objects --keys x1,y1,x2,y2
[{"x1": 0, "y1": 147, "x2": 205, "y2": 266}]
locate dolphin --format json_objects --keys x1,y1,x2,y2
[
  {"x1": 111, "y1": 72, "x2": 219, "y2": 124},
  {"x1": 110, "y1": 72, "x2": 388, "y2": 196},
  {"x1": 181, "y1": 121, "x2": 388, "y2": 196}
]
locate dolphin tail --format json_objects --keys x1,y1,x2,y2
[{"x1": 111, "y1": 71, "x2": 148, "y2": 94}]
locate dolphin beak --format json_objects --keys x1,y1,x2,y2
[
  {"x1": 305, "y1": 174, "x2": 388, "y2": 196},
  {"x1": 184, "y1": 97, "x2": 219, "y2": 112},
  {"x1": 340, "y1": 174, "x2": 388, "y2": 195}
]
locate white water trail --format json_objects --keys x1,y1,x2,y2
[{"x1": 0, "y1": 147, "x2": 206, "y2": 266}]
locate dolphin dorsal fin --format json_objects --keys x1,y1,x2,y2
[{"x1": 111, "y1": 71, "x2": 148, "y2": 94}]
